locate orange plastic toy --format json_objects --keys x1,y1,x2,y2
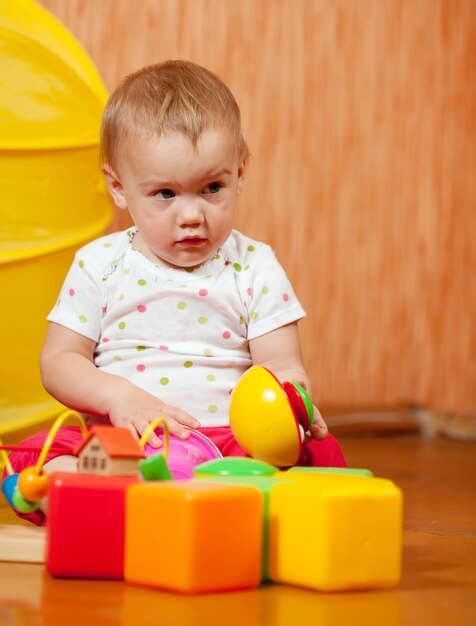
[{"x1": 125, "y1": 480, "x2": 263, "y2": 593}]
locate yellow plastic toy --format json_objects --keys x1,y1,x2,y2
[
  {"x1": 229, "y1": 366, "x2": 314, "y2": 467},
  {"x1": 268, "y1": 473, "x2": 403, "y2": 591},
  {"x1": 0, "y1": 0, "x2": 112, "y2": 436}
]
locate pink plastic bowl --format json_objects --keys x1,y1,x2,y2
[{"x1": 143, "y1": 429, "x2": 222, "y2": 479}]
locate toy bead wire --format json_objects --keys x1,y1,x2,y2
[
  {"x1": 0, "y1": 438, "x2": 14, "y2": 476},
  {"x1": 34, "y1": 410, "x2": 88, "y2": 474},
  {"x1": 138, "y1": 418, "x2": 169, "y2": 460}
]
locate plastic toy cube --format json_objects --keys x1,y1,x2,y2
[
  {"x1": 125, "y1": 480, "x2": 263, "y2": 593},
  {"x1": 269, "y1": 475, "x2": 403, "y2": 591},
  {"x1": 46, "y1": 473, "x2": 137, "y2": 579},
  {"x1": 199, "y1": 474, "x2": 289, "y2": 581}
]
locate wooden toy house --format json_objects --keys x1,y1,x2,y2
[{"x1": 74, "y1": 426, "x2": 145, "y2": 476}]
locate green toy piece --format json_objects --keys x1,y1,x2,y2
[
  {"x1": 194, "y1": 456, "x2": 277, "y2": 477},
  {"x1": 139, "y1": 454, "x2": 173, "y2": 481},
  {"x1": 289, "y1": 381, "x2": 314, "y2": 430},
  {"x1": 11, "y1": 488, "x2": 39, "y2": 514}
]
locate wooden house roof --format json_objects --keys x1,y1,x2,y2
[{"x1": 74, "y1": 426, "x2": 145, "y2": 459}]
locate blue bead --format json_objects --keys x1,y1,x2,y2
[{"x1": 2, "y1": 473, "x2": 20, "y2": 508}]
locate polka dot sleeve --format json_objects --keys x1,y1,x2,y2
[
  {"x1": 231, "y1": 237, "x2": 306, "y2": 340},
  {"x1": 46, "y1": 250, "x2": 104, "y2": 342}
]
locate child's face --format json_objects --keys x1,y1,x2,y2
[{"x1": 104, "y1": 128, "x2": 246, "y2": 269}]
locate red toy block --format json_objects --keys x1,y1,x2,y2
[{"x1": 46, "y1": 473, "x2": 137, "y2": 579}]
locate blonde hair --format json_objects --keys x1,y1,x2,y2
[{"x1": 100, "y1": 60, "x2": 248, "y2": 171}]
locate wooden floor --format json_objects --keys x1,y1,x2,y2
[{"x1": 0, "y1": 432, "x2": 475, "y2": 626}]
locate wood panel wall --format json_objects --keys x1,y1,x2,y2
[{"x1": 38, "y1": 0, "x2": 476, "y2": 414}]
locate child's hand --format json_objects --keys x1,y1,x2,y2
[
  {"x1": 107, "y1": 379, "x2": 201, "y2": 448},
  {"x1": 308, "y1": 404, "x2": 328, "y2": 441},
  {"x1": 272, "y1": 369, "x2": 328, "y2": 441}
]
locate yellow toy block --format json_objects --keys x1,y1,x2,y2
[
  {"x1": 268, "y1": 475, "x2": 402, "y2": 591},
  {"x1": 125, "y1": 480, "x2": 263, "y2": 593}
]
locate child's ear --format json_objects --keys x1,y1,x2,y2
[
  {"x1": 236, "y1": 154, "x2": 248, "y2": 196},
  {"x1": 102, "y1": 164, "x2": 128, "y2": 209}
]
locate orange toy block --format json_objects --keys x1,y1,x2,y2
[{"x1": 125, "y1": 480, "x2": 263, "y2": 593}]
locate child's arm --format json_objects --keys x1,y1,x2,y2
[
  {"x1": 40, "y1": 322, "x2": 200, "y2": 447},
  {"x1": 248, "y1": 322, "x2": 328, "y2": 440}
]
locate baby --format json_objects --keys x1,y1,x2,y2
[{"x1": 10, "y1": 61, "x2": 345, "y2": 522}]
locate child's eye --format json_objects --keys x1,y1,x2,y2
[
  {"x1": 154, "y1": 188, "x2": 175, "y2": 200},
  {"x1": 202, "y1": 182, "x2": 223, "y2": 194}
]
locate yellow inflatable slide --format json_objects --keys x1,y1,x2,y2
[{"x1": 0, "y1": 0, "x2": 112, "y2": 437}]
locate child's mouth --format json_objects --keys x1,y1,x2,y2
[{"x1": 177, "y1": 237, "x2": 207, "y2": 247}]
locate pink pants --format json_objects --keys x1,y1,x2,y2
[{"x1": 5, "y1": 426, "x2": 346, "y2": 526}]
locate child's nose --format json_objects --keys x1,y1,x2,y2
[{"x1": 177, "y1": 200, "x2": 205, "y2": 226}]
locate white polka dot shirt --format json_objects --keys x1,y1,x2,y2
[{"x1": 47, "y1": 228, "x2": 306, "y2": 426}]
